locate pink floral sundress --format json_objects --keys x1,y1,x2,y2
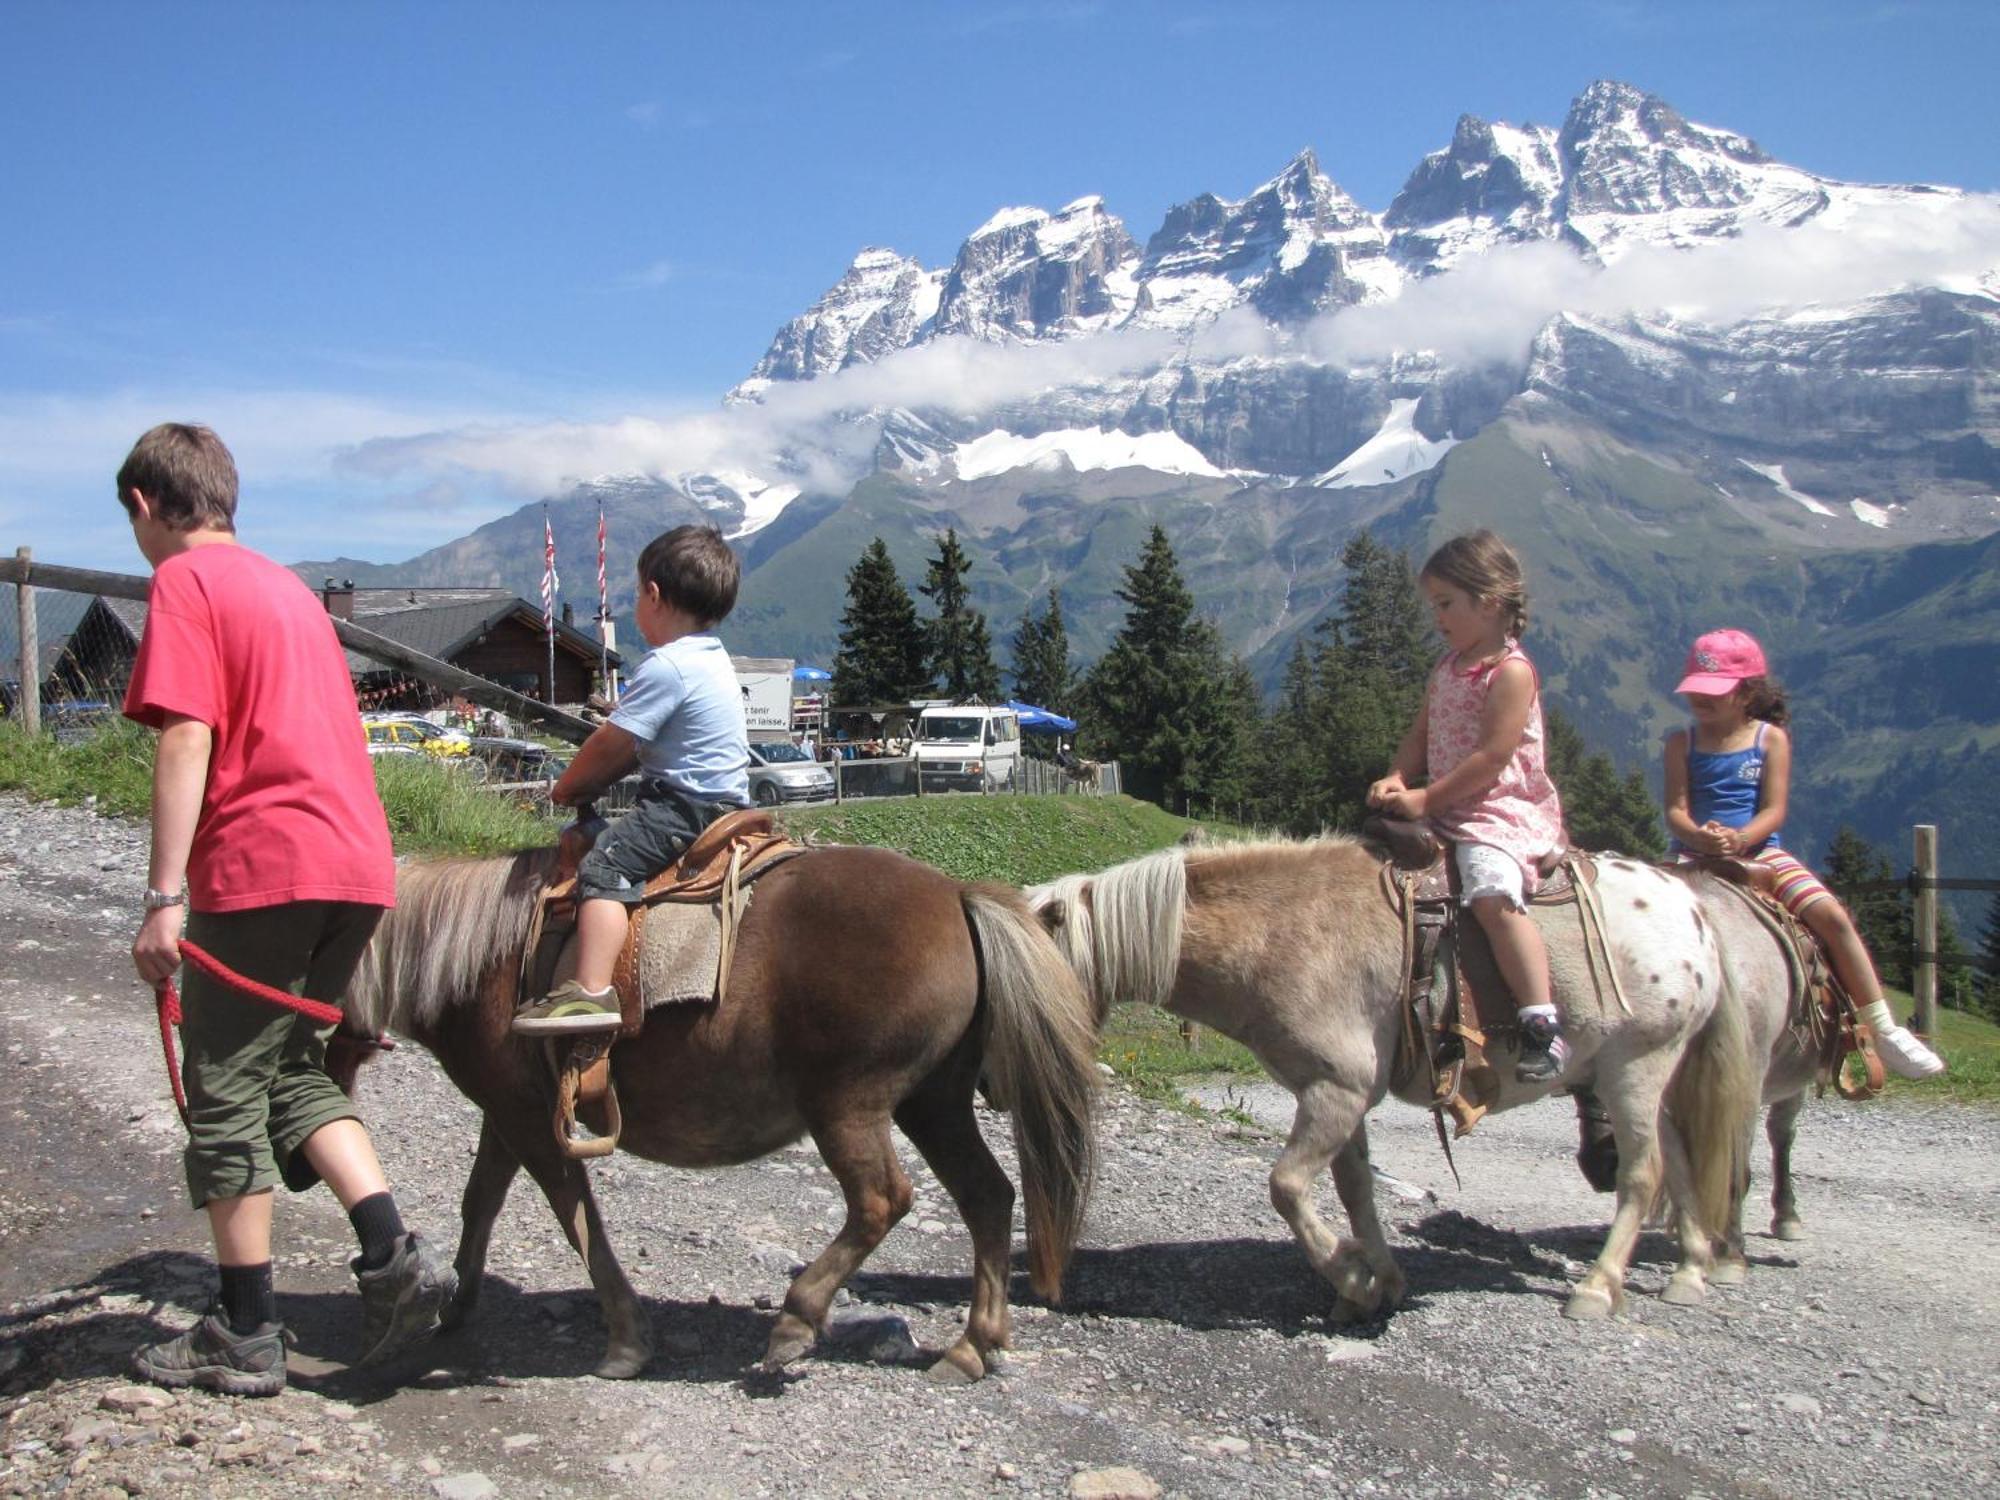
[{"x1": 1424, "y1": 642, "x2": 1567, "y2": 891}]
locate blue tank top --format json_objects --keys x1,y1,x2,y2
[{"x1": 1676, "y1": 721, "x2": 1781, "y2": 853}]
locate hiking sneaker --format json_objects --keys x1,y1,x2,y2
[
  {"x1": 352, "y1": 1232, "x2": 457, "y2": 1366},
  {"x1": 1873, "y1": 1023, "x2": 1945, "y2": 1081},
  {"x1": 133, "y1": 1307, "x2": 288, "y2": 1397},
  {"x1": 1515, "y1": 1013, "x2": 1571, "y2": 1085},
  {"x1": 512, "y1": 980, "x2": 622, "y2": 1035}
]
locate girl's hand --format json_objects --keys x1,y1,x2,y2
[
  {"x1": 1366, "y1": 773, "x2": 1405, "y2": 809},
  {"x1": 1380, "y1": 787, "x2": 1428, "y2": 820}
]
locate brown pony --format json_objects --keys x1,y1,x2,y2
[{"x1": 340, "y1": 844, "x2": 1099, "y2": 1383}]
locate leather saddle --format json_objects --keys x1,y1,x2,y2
[
  {"x1": 527, "y1": 805, "x2": 808, "y2": 1160},
  {"x1": 1365, "y1": 815, "x2": 1599, "y2": 1139}
]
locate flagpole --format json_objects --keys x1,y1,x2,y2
[
  {"x1": 597, "y1": 501, "x2": 618, "y2": 703},
  {"x1": 541, "y1": 503, "x2": 558, "y2": 706}
]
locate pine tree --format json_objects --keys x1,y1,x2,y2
[
  {"x1": 918, "y1": 528, "x2": 1001, "y2": 701},
  {"x1": 1978, "y1": 891, "x2": 2000, "y2": 1022},
  {"x1": 1009, "y1": 588, "x2": 1074, "y2": 714},
  {"x1": 1822, "y1": 827, "x2": 1911, "y2": 988},
  {"x1": 1544, "y1": 707, "x2": 1665, "y2": 857},
  {"x1": 1079, "y1": 526, "x2": 1249, "y2": 816},
  {"x1": 1245, "y1": 641, "x2": 1319, "y2": 834},
  {"x1": 1303, "y1": 532, "x2": 1433, "y2": 830},
  {"x1": 830, "y1": 539, "x2": 932, "y2": 707}
]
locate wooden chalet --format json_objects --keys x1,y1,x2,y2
[{"x1": 28, "y1": 581, "x2": 618, "y2": 710}]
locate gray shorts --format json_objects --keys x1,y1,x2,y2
[{"x1": 575, "y1": 783, "x2": 745, "y2": 904}]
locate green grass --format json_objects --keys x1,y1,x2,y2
[
  {"x1": 1098, "y1": 1003, "x2": 1266, "y2": 1117},
  {"x1": 371, "y1": 755, "x2": 563, "y2": 855},
  {"x1": 1887, "y1": 993, "x2": 2000, "y2": 1108},
  {"x1": 780, "y1": 793, "x2": 1205, "y2": 886},
  {"x1": 0, "y1": 717, "x2": 157, "y2": 816}
]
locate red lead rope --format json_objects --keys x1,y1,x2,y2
[{"x1": 153, "y1": 939, "x2": 349, "y2": 1125}]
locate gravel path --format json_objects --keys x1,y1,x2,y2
[{"x1": 2, "y1": 792, "x2": 1996, "y2": 1500}]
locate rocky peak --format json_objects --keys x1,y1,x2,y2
[
  {"x1": 1385, "y1": 112, "x2": 1563, "y2": 271},
  {"x1": 1554, "y1": 79, "x2": 1827, "y2": 256},
  {"x1": 931, "y1": 197, "x2": 1140, "y2": 342},
  {"x1": 744, "y1": 248, "x2": 943, "y2": 387},
  {"x1": 1134, "y1": 148, "x2": 1396, "y2": 328}
]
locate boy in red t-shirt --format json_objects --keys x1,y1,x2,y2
[{"x1": 118, "y1": 423, "x2": 455, "y2": 1396}]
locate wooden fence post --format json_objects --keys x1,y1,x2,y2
[
  {"x1": 12, "y1": 547, "x2": 37, "y2": 736},
  {"x1": 1913, "y1": 824, "x2": 1938, "y2": 1038}
]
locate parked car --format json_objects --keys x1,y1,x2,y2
[
  {"x1": 362, "y1": 714, "x2": 472, "y2": 760},
  {"x1": 913, "y1": 705, "x2": 1020, "y2": 792},
  {"x1": 747, "y1": 741, "x2": 835, "y2": 806},
  {"x1": 468, "y1": 736, "x2": 571, "y2": 782}
]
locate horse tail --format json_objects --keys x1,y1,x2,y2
[
  {"x1": 1665, "y1": 971, "x2": 1758, "y2": 1242},
  {"x1": 963, "y1": 885, "x2": 1100, "y2": 1302}
]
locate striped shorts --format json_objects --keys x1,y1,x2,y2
[{"x1": 1751, "y1": 848, "x2": 1834, "y2": 918}]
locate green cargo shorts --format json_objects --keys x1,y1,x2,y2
[{"x1": 177, "y1": 901, "x2": 384, "y2": 1210}]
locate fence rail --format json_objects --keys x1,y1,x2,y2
[{"x1": 1827, "y1": 824, "x2": 1996, "y2": 1035}]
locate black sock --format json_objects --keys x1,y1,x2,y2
[
  {"x1": 218, "y1": 1262, "x2": 276, "y2": 1333},
  {"x1": 349, "y1": 1192, "x2": 406, "y2": 1270}
]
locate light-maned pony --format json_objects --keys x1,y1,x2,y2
[
  {"x1": 1031, "y1": 837, "x2": 1760, "y2": 1321},
  {"x1": 342, "y1": 843, "x2": 1100, "y2": 1383}
]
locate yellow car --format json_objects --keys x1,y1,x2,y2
[{"x1": 362, "y1": 714, "x2": 472, "y2": 760}]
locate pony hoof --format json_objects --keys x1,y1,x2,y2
[
  {"x1": 439, "y1": 1288, "x2": 478, "y2": 1333},
  {"x1": 760, "y1": 1322, "x2": 816, "y2": 1371},
  {"x1": 925, "y1": 1345, "x2": 985, "y2": 1385},
  {"x1": 1771, "y1": 1216, "x2": 1805, "y2": 1242},
  {"x1": 1563, "y1": 1287, "x2": 1618, "y2": 1322},
  {"x1": 593, "y1": 1346, "x2": 650, "y2": 1380},
  {"x1": 1660, "y1": 1274, "x2": 1707, "y2": 1308},
  {"x1": 1711, "y1": 1259, "x2": 1748, "y2": 1288}
]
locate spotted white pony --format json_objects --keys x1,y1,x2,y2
[{"x1": 1031, "y1": 837, "x2": 1760, "y2": 1322}]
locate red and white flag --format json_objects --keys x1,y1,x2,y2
[{"x1": 541, "y1": 507, "x2": 560, "y2": 634}]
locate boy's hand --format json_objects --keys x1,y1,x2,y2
[{"x1": 133, "y1": 906, "x2": 185, "y2": 987}]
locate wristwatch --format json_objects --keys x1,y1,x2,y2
[{"x1": 142, "y1": 887, "x2": 186, "y2": 912}]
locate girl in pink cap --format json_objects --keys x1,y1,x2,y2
[
  {"x1": 1665, "y1": 628, "x2": 1944, "y2": 1078},
  {"x1": 1369, "y1": 531, "x2": 1570, "y2": 1084}
]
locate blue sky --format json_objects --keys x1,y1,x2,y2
[{"x1": 4, "y1": 0, "x2": 1996, "y2": 570}]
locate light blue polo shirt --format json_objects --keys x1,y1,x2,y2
[{"x1": 609, "y1": 634, "x2": 750, "y2": 805}]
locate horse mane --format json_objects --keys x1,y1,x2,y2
[
  {"x1": 346, "y1": 846, "x2": 557, "y2": 1035},
  {"x1": 1039, "y1": 833, "x2": 1384, "y2": 1015},
  {"x1": 1037, "y1": 848, "x2": 1186, "y2": 1014}
]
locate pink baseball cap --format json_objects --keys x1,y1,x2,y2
[{"x1": 1675, "y1": 629, "x2": 1768, "y2": 695}]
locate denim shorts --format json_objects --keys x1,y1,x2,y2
[{"x1": 575, "y1": 783, "x2": 745, "y2": 905}]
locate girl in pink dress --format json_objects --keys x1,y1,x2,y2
[{"x1": 1368, "y1": 531, "x2": 1571, "y2": 1082}]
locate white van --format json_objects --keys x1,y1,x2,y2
[{"x1": 913, "y1": 705, "x2": 1021, "y2": 793}]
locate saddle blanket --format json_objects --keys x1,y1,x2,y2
[{"x1": 634, "y1": 900, "x2": 726, "y2": 1007}]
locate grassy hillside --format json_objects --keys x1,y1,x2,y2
[{"x1": 781, "y1": 792, "x2": 1198, "y2": 886}]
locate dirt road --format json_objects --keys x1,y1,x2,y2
[{"x1": 3, "y1": 793, "x2": 1996, "y2": 1499}]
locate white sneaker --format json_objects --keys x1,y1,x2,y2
[{"x1": 1873, "y1": 1023, "x2": 1945, "y2": 1080}]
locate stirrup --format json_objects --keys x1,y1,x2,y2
[{"x1": 549, "y1": 1035, "x2": 622, "y2": 1160}]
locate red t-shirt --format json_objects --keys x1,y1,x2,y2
[{"x1": 123, "y1": 544, "x2": 396, "y2": 913}]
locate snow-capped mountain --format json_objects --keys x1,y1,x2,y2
[{"x1": 347, "y1": 79, "x2": 2000, "y2": 886}]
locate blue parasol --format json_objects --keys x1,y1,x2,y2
[
  {"x1": 792, "y1": 665, "x2": 832, "y2": 682},
  {"x1": 1004, "y1": 699, "x2": 1077, "y2": 734}
]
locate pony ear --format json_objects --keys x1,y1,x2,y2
[{"x1": 1037, "y1": 898, "x2": 1067, "y2": 932}]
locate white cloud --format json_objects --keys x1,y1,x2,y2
[
  {"x1": 611, "y1": 258, "x2": 675, "y2": 291},
  {"x1": 12, "y1": 191, "x2": 1996, "y2": 572}
]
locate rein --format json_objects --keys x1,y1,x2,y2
[{"x1": 152, "y1": 940, "x2": 386, "y2": 1127}]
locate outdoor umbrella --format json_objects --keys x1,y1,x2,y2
[
  {"x1": 1004, "y1": 699, "x2": 1077, "y2": 734},
  {"x1": 793, "y1": 665, "x2": 832, "y2": 682}
]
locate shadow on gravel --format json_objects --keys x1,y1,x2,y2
[{"x1": 0, "y1": 1248, "x2": 217, "y2": 1397}]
